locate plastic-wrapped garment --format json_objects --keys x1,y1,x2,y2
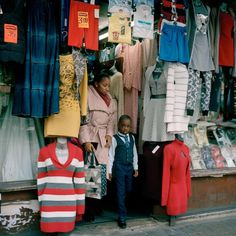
[
  {"x1": 0, "y1": 97, "x2": 43, "y2": 181},
  {"x1": 133, "y1": 4, "x2": 154, "y2": 39},
  {"x1": 108, "y1": 12, "x2": 132, "y2": 45},
  {"x1": 108, "y1": 0, "x2": 133, "y2": 14},
  {"x1": 210, "y1": 145, "x2": 226, "y2": 169},
  {"x1": 201, "y1": 145, "x2": 215, "y2": 169}
]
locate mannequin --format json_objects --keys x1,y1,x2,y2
[
  {"x1": 175, "y1": 133, "x2": 184, "y2": 142},
  {"x1": 56, "y1": 137, "x2": 68, "y2": 164},
  {"x1": 37, "y1": 138, "x2": 85, "y2": 233},
  {"x1": 161, "y1": 134, "x2": 191, "y2": 226}
]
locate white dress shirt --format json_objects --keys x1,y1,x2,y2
[{"x1": 108, "y1": 132, "x2": 138, "y2": 174}]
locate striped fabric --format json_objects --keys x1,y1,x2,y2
[
  {"x1": 37, "y1": 142, "x2": 85, "y2": 233},
  {"x1": 164, "y1": 62, "x2": 190, "y2": 133}
]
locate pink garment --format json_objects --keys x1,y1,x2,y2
[
  {"x1": 79, "y1": 86, "x2": 115, "y2": 166},
  {"x1": 118, "y1": 42, "x2": 142, "y2": 133}
]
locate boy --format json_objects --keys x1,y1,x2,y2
[{"x1": 108, "y1": 115, "x2": 138, "y2": 229}]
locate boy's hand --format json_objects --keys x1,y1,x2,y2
[
  {"x1": 133, "y1": 170, "x2": 139, "y2": 177},
  {"x1": 108, "y1": 173, "x2": 112, "y2": 181}
]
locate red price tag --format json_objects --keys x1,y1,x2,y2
[
  {"x1": 4, "y1": 24, "x2": 18, "y2": 44},
  {"x1": 78, "y1": 11, "x2": 89, "y2": 28}
]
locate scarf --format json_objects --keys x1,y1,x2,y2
[{"x1": 94, "y1": 86, "x2": 111, "y2": 107}]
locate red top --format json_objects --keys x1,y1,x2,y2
[
  {"x1": 161, "y1": 139, "x2": 191, "y2": 216},
  {"x1": 219, "y1": 12, "x2": 234, "y2": 67}
]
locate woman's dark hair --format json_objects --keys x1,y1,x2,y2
[
  {"x1": 93, "y1": 69, "x2": 110, "y2": 85},
  {"x1": 118, "y1": 115, "x2": 131, "y2": 124}
]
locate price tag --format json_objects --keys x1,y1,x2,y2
[
  {"x1": 78, "y1": 11, "x2": 89, "y2": 28},
  {"x1": 94, "y1": 9, "x2": 99, "y2": 18},
  {"x1": 4, "y1": 24, "x2": 18, "y2": 44},
  {"x1": 152, "y1": 145, "x2": 160, "y2": 154}
]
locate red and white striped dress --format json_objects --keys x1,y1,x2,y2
[{"x1": 37, "y1": 142, "x2": 85, "y2": 233}]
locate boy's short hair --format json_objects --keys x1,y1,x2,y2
[{"x1": 118, "y1": 115, "x2": 131, "y2": 124}]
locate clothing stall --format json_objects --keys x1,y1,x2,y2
[{"x1": 1, "y1": 0, "x2": 236, "y2": 233}]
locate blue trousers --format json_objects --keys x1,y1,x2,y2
[{"x1": 114, "y1": 163, "x2": 133, "y2": 221}]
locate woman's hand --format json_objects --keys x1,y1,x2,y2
[
  {"x1": 84, "y1": 142, "x2": 95, "y2": 152},
  {"x1": 105, "y1": 135, "x2": 112, "y2": 148}
]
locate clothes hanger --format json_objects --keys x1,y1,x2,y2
[{"x1": 80, "y1": 40, "x2": 88, "y2": 55}]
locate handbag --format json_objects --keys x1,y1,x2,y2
[{"x1": 84, "y1": 151, "x2": 107, "y2": 199}]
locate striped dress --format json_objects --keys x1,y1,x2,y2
[{"x1": 37, "y1": 142, "x2": 85, "y2": 233}]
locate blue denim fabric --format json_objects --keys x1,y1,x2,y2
[
  {"x1": 13, "y1": 0, "x2": 59, "y2": 118},
  {"x1": 115, "y1": 162, "x2": 133, "y2": 221},
  {"x1": 159, "y1": 23, "x2": 189, "y2": 63}
]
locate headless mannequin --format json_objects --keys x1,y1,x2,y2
[
  {"x1": 56, "y1": 137, "x2": 68, "y2": 165},
  {"x1": 168, "y1": 133, "x2": 184, "y2": 226}
]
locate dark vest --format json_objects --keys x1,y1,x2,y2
[{"x1": 114, "y1": 134, "x2": 134, "y2": 165}]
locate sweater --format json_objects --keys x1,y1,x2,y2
[{"x1": 37, "y1": 142, "x2": 85, "y2": 233}]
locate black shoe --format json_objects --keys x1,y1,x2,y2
[
  {"x1": 83, "y1": 213, "x2": 95, "y2": 222},
  {"x1": 118, "y1": 219, "x2": 127, "y2": 229}
]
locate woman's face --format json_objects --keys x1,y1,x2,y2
[{"x1": 95, "y1": 77, "x2": 110, "y2": 95}]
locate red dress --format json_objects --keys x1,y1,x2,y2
[
  {"x1": 161, "y1": 139, "x2": 191, "y2": 216},
  {"x1": 219, "y1": 12, "x2": 234, "y2": 67}
]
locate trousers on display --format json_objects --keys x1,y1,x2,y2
[{"x1": 186, "y1": 68, "x2": 212, "y2": 116}]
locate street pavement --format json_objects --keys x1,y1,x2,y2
[
  {"x1": 59, "y1": 210, "x2": 236, "y2": 236},
  {"x1": 4, "y1": 209, "x2": 236, "y2": 236}
]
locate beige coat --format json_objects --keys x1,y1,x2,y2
[{"x1": 79, "y1": 85, "x2": 115, "y2": 166}]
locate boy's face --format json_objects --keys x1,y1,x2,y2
[{"x1": 118, "y1": 119, "x2": 131, "y2": 135}]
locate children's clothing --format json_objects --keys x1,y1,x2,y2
[{"x1": 108, "y1": 132, "x2": 138, "y2": 221}]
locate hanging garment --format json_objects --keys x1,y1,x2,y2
[
  {"x1": 209, "y1": 73, "x2": 222, "y2": 112},
  {"x1": 59, "y1": 0, "x2": 70, "y2": 46},
  {"x1": 72, "y1": 47, "x2": 87, "y2": 100},
  {"x1": 133, "y1": 0, "x2": 154, "y2": 8},
  {"x1": 12, "y1": 0, "x2": 60, "y2": 118},
  {"x1": 108, "y1": 0, "x2": 133, "y2": 14},
  {"x1": 79, "y1": 85, "x2": 115, "y2": 167},
  {"x1": 164, "y1": 62, "x2": 190, "y2": 133},
  {"x1": 68, "y1": 0, "x2": 100, "y2": 50},
  {"x1": 142, "y1": 63, "x2": 174, "y2": 142},
  {"x1": 109, "y1": 71, "x2": 124, "y2": 133},
  {"x1": 159, "y1": 20, "x2": 189, "y2": 63},
  {"x1": 44, "y1": 54, "x2": 85, "y2": 138},
  {"x1": 186, "y1": 69, "x2": 212, "y2": 116},
  {"x1": 161, "y1": 139, "x2": 191, "y2": 216},
  {"x1": 99, "y1": 45, "x2": 116, "y2": 63},
  {"x1": 142, "y1": 37, "x2": 158, "y2": 69},
  {"x1": 0, "y1": 97, "x2": 42, "y2": 182},
  {"x1": 159, "y1": 0, "x2": 187, "y2": 24},
  {"x1": 120, "y1": 42, "x2": 142, "y2": 133},
  {"x1": 219, "y1": 12, "x2": 234, "y2": 67},
  {"x1": 0, "y1": 0, "x2": 25, "y2": 63},
  {"x1": 188, "y1": 1, "x2": 214, "y2": 71},
  {"x1": 133, "y1": 3, "x2": 154, "y2": 39},
  {"x1": 37, "y1": 142, "x2": 85, "y2": 233},
  {"x1": 142, "y1": 141, "x2": 171, "y2": 202},
  {"x1": 108, "y1": 12, "x2": 132, "y2": 45}
]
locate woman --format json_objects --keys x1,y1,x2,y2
[{"x1": 79, "y1": 70, "x2": 115, "y2": 221}]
